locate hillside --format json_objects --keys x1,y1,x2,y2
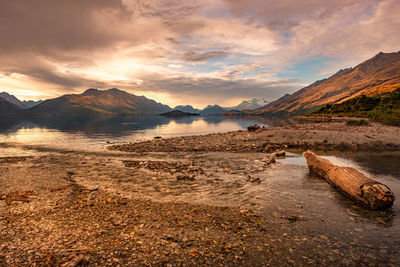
[
  {"x1": 253, "y1": 51, "x2": 400, "y2": 114},
  {"x1": 173, "y1": 105, "x2": 201, "y2": 114},
  {"x1": 31, "y1": 88, "x2": 171, "y2": 117},
  {"x1": 200, "y1": 105, "x2": 226, "y2": 115},
  {"x1": 0, "y1": 97, "x2": 23, "y2": 116},
  {"x1": 0, "y1": 92, "x2": 42, "y2": 109},
  {"x1": 314, "y1": 87, "x2": 400, "y2": 126}
]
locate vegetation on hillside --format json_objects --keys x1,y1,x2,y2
[{"x1": 313, "y1": 88, "x2": 400, "y2": 126}]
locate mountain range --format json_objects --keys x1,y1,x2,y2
[
  {"x1": 173, "y1": 98, "x2": 269, "y2": 115},
  {"x1": 1, "y1": 51, "x2": 399, "y2": 118},
  {"x1": 251, "y1": 51, "x2": 400, "y2": 115},
  {"x1": 228, "y1": 98, "x2": 269, "y2": 111},
  {"x1": 173, "y1": 105, "x2": 201, "y2": 114},
  {"x1": 0, "y1": 97, "x2": 22, "y2": 116},
  {"x1": 30, "y1": 88, "x2": 171, "y2": 117},
  {"x1": 0, "y1": 92, "x2": 42, "y2": 109},
  {"x1": 1, "y1": 89, "x2": 269, "y2": 118},
  {"x1": 200, "y1": 105, "x2": 227, "y2": 115}
]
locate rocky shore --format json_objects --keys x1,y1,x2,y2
[
  {"x1": 1, "y1": 121, "x2": 400, "y2": 266},
  {"x1": 109, "y1": 121, "x2": 400, "y2": 153}
]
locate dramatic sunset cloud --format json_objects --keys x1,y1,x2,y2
[{"x1": 0, "y1": 0, "x2": 399, "y2": 107}]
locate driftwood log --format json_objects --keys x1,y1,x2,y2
[{"x1": 303, "y1": 150, "x2": 395, "y2": 210}]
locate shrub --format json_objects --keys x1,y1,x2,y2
[{"x1": 313, "y1": 88, "x2": 400, "y2": 126}]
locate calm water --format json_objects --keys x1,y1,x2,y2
[{"x1": 0, "y1": 115, "x2": 280, "y2": 151}]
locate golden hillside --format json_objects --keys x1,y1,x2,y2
[{"x1": 253, "y1": 51, "x2": 400, "y2": 114}]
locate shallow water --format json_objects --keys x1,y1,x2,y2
[
  {"x1": 63, "y1": 149, "x2": 399, "y2": 256},
  {"x1": 146, "y1": 151, "x2": 400, "y2": 258},
  {"x1": 267, "y1": 152, "x2": 399, "y2": 243}
]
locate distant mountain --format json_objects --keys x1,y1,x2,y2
[
  {"x1": 0, "y1": 92, "x2": 42, "y2": 109},
  {"x1": 252, "y1": 51, "x2": 400, "y2": 114},
  {"x1": 200, "y1": 105, "x2": 226, "y2": 115},
  {"x1": 31, "y1": 88, "x2": 171, "y2": 117},
  {"x1": 0, "y1": 97, "x2": 22, "y2": 115},
  {"x1": 173, "y1": 105, "x2": 201, "y2": 114},
  {"x1": 229, "y1": 98, "x2": 269, "y2": 111}
]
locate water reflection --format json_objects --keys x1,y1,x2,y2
[
  {"x1": 223, "y1": 114, "x2": 309, "y2": 126},
  {"x1": 0, "y1": 114, "x2": 308, "y2": 135},
  {"x1": 277, "y1": 153, "x2": 399, "y2": 226},
  {"x1": 0, "y1": 115, "x2": 281, "y2": 151},
  {"x1": 345, "y1": 152, "x2": 400, "y2": 178}
]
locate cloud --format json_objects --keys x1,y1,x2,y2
[
  {"x1": 183, "y1": 50, "x2": 230, "y2": 62},
  {"x1": 0, "y1": 54, "x2": 92, "y2": 88},
  {"x1": 0, "y1": 0, "x2": 130, "y2": 54},
  {"x1": 144, "y1": 76, "x2": 299, "y2": 99},
  {"x1": 93, "y1": 73, "x2": 301, "y2": 107},
  {"x1": 0, "y1": 0, "x2": 399, "y2": 105},
  {"x1": 241, "y1": 0, "x2": 400, "y2": 69},
  {"x1": 223, "y1": 0, "x2": 361, "y2": 30},
  {"x1": 216, "y1": 63, "x2": 264, "y2": 78}
]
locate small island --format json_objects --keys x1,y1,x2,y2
[{"x1": 160, "y1": 110, "x2": 200, "y2": 117}]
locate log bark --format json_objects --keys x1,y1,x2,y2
[{"x1": 303, "y1": 150, "x2": 395, "y2": 210}]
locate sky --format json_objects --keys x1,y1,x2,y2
[{"x1": 0, "y1": 0, "x2": 399, "y2": 108}]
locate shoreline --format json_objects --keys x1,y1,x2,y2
[
  {"x1": 109, "y1": 121, "x2": 400, "y2": 153},
  {"x1": 1, "y1": 121, "x2": 400, "y2": 266}
]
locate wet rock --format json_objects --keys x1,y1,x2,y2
[
  {"x1": 276, "y1": 150, "x2": 286, "y2": 158},
  {"x1": 247, "y1": 125, "x2": 261, "y2": 132},
  {"x1": 264, "y1": 154, "x2": 276, "y2": 165}
]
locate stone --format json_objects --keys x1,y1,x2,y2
[
  {"x1": 276, "y1": 150, "x2": 286, "y2": 158},
  {"x1": 247, "y1": 125, "x2": 261, "y2": 132}
]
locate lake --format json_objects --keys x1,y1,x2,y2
[{"x1": 0, "y1": 115, "x2": 304, "y2": 152}]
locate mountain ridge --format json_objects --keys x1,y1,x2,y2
[
  {"x1": 200, "y1": 105, "x2": 226, "y2": 115},
  {"x1": 0, "y1": 97, "x2": 23, "y2": 116},
  {"x1": 251, "y1": 51, "x2": 400, "y2": 114},
  {"x1": 173, "y1": 105, "x2": 201, "y2": 114},
  {"x1": 0, "y1": 92, "x2": 43, "y2": 109},
  {"x1": 173, "y1": 98, "x2": 269, "y2": 115},
  {"x1": 30, "y1": 88, "x2": 172, "y2": 117},
  {"x1": 228, "y1": 98, "x2": 269, "y2": 111}
]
